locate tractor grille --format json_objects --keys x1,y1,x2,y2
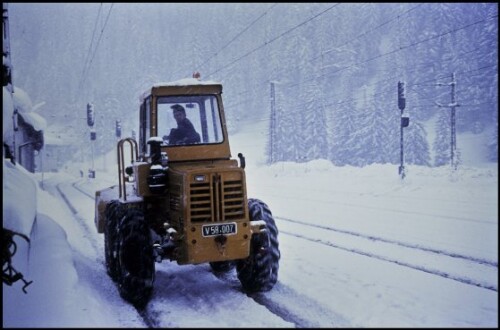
[{"x1": 190, "y1": 173, "x2": 245, "y2": 222}]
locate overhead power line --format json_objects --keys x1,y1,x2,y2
[
  {"x1": 310, "y1": 3, "x2": 425, "y2": 64},
  {"x1": 79, "y1": 4, "x2": 103, "y2": 90},
  {"x1": 78, "y1": 3, "x2": 114, "y2": 91},
  {"x1": 286, "y1": 13, "x2": 499, "y2": 89},
  {"x1": 217, "y1": 3, "x2": 420, "y2": 84},
  {"x1": 169, "y1": 3, "x2": 278, "y2": 80},
  {"x1": 195, "y1": 3, "x2": 278, "y2": 73},
  {"x1": 206, "y1": 3, "x2": 341, "y2": 78}
]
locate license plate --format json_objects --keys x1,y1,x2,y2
[{"x1": 202, "y1": 223, "x2": 237, "y2": 237}]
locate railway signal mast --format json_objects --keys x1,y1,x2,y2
[
  {"x1": 436, "y1": 73, "x2": 460, "y2": 170},
  {"x1": 398, "y1": 81, "x2": 410, "y2": 179}
]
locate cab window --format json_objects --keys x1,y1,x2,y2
[{"x1": 157, "y1": 95, "x2": 223, "y2": 146}]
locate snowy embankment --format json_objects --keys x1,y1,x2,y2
[{"x1": 2, "y1": 161, "x2": 145, "y2": 327}]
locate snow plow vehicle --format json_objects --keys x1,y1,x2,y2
[{"x1": 94, "y1": 75, "x2": 280, "y2": 307}]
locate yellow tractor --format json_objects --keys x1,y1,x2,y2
[{"x1": 94, "y1": 75, "x2": 280, "y2": 307}]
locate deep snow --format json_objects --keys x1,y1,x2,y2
[{"x1": 3, "y1": 115, "x2": 498, "y2": 327}]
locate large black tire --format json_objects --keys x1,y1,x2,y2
[
  {"x1": 209, "y1": 261, "x2": 235, "y2": 273},
  {"x1": 116, "y1": 207, "x2": 155, "y2": 308},
  {"x1": 236, "y1": 198, "x2": 280, "y2": 292},
  {"x1": 104, "y1": 200, "x2": 124, "y2": 282}
]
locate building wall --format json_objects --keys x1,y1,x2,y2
[{"x1": 15, "y1": 115, "x2": 44, "y2": 173}]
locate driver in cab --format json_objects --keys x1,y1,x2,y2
[{"x1": 164, "y1": 104, "x2": 201, "y2": 145}]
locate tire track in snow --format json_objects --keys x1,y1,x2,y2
[
  {"x1": 276, "y1": 216, "x2": 497, "y2": 267},
  {"x1": 281, "y1": 229, "x2": 497, "y2": 293},
  {"x1": 56, "y1": 183, "x2": 101, "y2": 253},
  {"x1": 262, "y1": 192, "x2": 495, "y2": 225},
  {"x1": 56, "y1": 183, "x2": 78, "y2": 214},
  {"x1": 247, "y1": 291, "x2": 326, "y2": 328},
  {"x1": 211, "y1": 269, "x2": 345, "y2": 327},
  {"x1": 72, "y1": 182, "x2": 95, "y2": 199},
  {"x1": 136, "y1": 308, "x2": 158, "y2": 328},
  {"x1": 58, "y1": 182, "x2": 160, "y2": 328},
  {"x1": 53, "y1": 181, "x2": 151, "y2": 328}
]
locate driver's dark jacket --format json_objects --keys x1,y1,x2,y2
[{"x1": 169, "y1": 118, "x2": 201, "y2": 144}]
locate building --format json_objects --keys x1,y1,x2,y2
[{"x1": 38, "y1": 130, "x2": 79, "y2": 173}]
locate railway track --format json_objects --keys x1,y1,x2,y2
[{"x1": 276, "y1": 216, "x2": 498, "y2": 292}]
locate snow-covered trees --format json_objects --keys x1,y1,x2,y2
[{"x1": 8, "y1": 3, "x2": 497, "y2": 168}]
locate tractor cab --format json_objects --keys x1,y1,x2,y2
[{"x1": 138, "y1": 79, "x2": 231, "y2": 163}]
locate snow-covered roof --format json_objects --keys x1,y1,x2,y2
[
  {"x1": 12, "y1": 86, "x2": 33, "y2": 113},
  {"x1": 4, "y1": 86, "x2": 47, "y2": 131},
  {"x1": 18, "y1": 111, "x2": 47, "y2": 131},
  {"x1": 140, "y1": 77, "x2": 222, "y2": 102},
  {"x1": 152, "y1": 77, "x2": 221, "y2": 87}
]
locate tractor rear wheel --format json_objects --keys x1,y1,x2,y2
[
  {"x1": 236, "y1": 198, "x2": 280, "y2": 292},
  {"x1": 116, "y1": 207, "x2": 155, "y2": 308}
]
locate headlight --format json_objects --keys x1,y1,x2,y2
[{"x1": 194, "y1": 175, "x2": 206, "y2": 182}]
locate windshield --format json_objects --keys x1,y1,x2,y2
[{"x1": 157, "y1": 95, "x2": 223, "y2": 146}]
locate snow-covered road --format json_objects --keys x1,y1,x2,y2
[
  {"x1": 41, "y1": 156, "x2": 497, "y2": 327},
  {"x1": 5, "y1": 118, "x2": 496, "y2": 327}
]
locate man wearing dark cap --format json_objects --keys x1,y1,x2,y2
[{"x1": 166, "y1": 104, "x2": 201, "y2": 145}]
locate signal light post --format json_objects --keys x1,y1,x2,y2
[
  {"x1": 115, "y1": 119, "x2": 122, "y2": 139},
  {"x1": 87, "y1": 103, "x2": 96, "y2": 178}
]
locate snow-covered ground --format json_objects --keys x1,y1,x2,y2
[{"x1": 3, "y1": 116, "x2": 498, "y2": 327}]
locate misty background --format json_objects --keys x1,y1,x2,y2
[{"x1": 7, "y1": 3, "x2": 498, "y2": 168}]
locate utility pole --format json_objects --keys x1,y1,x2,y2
[
  {"x1": 269, "y1": 81, "x2": 276, "y2": 165},
  {"x1": 398, "y1": 81, "x2": 410, "y2": 179},
  {"x1": 436, "y1": 72, "x2": 460, "y2": 170}
]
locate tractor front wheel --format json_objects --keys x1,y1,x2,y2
[{"x1": 236, "y1": 198, "x2": 280, "y2": 292}]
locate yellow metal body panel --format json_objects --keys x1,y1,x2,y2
[
  {"x1": 167, "y1": 160, "x2": 250, "y2": 264},
  {"x1": 178, "y1": 222, "x2": 251, "y2": 265}
]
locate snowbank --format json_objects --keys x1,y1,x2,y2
[
  {"x1": 3, "y1": 87, "x2": 15, "y2": 143},
  {"x1": 3, "y1": 160, "x2": 37, "y2": 236},
  {"x1": 2, "y1": 160, "x2": 127, "y2": 327}
]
